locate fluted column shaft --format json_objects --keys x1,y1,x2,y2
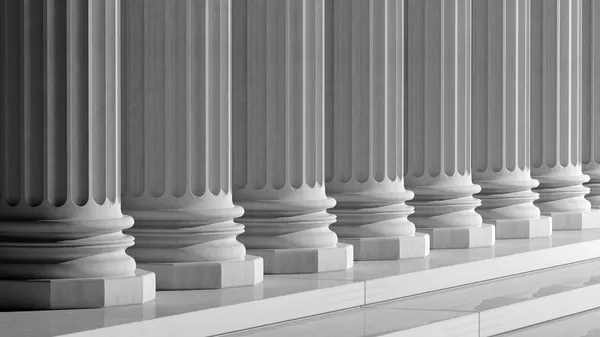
[
  {"x1": 0, "y1": 0, "x2": 154, "y2": 309},
  {"x1": 405, "y1": 0, "x2": 495, "y2": 249},
  {"x1": 530, "y1": 0, "x2": 600, "y2": 229},
  {"x1": 583, "y1": 0, "x2": 600, "y2": 208},
  {"x1": 324, "y1": 0, "x2": 429, "y2": 260},
  {"x1": 232, "y1": 0, "x2": 352, "y2": 274},
  {"x1": 472, "y1": 0, "x2": 552, "y2": 239},
  {"x1": 121, "y1": 0, "x2": 262, "y2": 290}
]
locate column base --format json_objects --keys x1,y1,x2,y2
[
  {"x1": 248, "y1": 244, "x2": 353, "y2": 274},
  {"x1": 0, "y1": 269, "x2": 155, "y2": 310},
  {"x1": 491, "y1": 216, "x2": 553, "y2": 239},
  {"x1": 138, "y1": 255, "x2": 264, "y2": 290},
  {"x1": 542, "y1": 209, "x2": 600, "y2": 230},
  {"x1": 339, "y1": 233, "x2": 430, "y2": 261},
  {"x1": 418, "y1": 224, "x2": 496, "y2": 249}
]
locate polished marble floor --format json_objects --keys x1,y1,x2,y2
[
  {"x1": 498, "y1": 308, "x2": 600, "y2": 337},
  {"x1": 3, "y1": 230, "x2": 600, "y2": 337},
  {"x1": 225, "y1": 307, "x2": 478, "y2": 337},
  {"x1": 372, "y1": 258, "x2": 600, "y2": 336},
  {"x1": 227, "y1": 257, "x2": 600, "y2": 337}
]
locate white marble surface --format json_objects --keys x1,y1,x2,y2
[
  {"x1": 3, "y1": 230, "x2": 600, "y2": 337},
  {"x1": 225, "y1": 308, "x2": 478, "y2": 337},
  {"x1": 374, "y1": 258, "x2": 600, "y2": 336},
  {"x1": 498, "y1": 307, "x2": 600, "y2": 337}
]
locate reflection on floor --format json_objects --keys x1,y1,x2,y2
[{"x1": 498, "y1": 308, "x2": 600, "y2": 337}]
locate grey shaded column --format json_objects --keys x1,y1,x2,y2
[
  {"x1": 530, "y1": 0, "x2": 600, "y2": 229},
  {"x1": 583, "y1": 0, "x2": 600, "y2": 209},
  {"x1": 121, "y1": 0, "x2": 263, "y2": 290},
  {"x1": 0, "y1": 0, "x2": 155, "y2": 309},
  {"x1": 232, "y1": 0, "x2": 353, "y2": 274},
  {"x1": 405, "y1": 0, "x2": 495, "y2": 249},
  {"x1": 472, "y1": 0, "x2": 552, "y2": 239},
  {"x1": 325, "y1": 0, "x2": 430, "y2": 260}
]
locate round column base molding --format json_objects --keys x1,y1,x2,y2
[
  {"x1": 248, "y1": 244, "x2": 353, "y2": 274},
  {"x1": 339, "y1": 233, "x2": 430, "y2": 261},
  {"x1": 488, "y1": 216, "x2": 553, "y2": 239},
  {"x1": 542, "y1": 209, "x2": 600, "y2": 231},
  {"x1": 417, "y1": 224, "x2": 496, "y2": 249},
  {"x1": 0, "y1": 269, "x2": 155, "y2": 310},
  {"x1": 585, "y1": 183, "x2": 600, "y2": 208},
  {"x1": 138, "y1": 255, "x2": 264, "y2": 290}
]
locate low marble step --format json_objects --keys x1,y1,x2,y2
[
  {"x1": 372, "y1": 258, "x2": 600, "y2": 337},
  {"x1": 228, "y1": 258, "x2": 600, "y2": 337},
  {"x1": 224, "y1": 307, "x2": 479, "y2": 337}
]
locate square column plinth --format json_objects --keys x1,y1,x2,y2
[
  {"x1": 248, "y1": 244, "x2": 354, "y2": 275},
  {"x1": 490, "y1": 216, "x2": 554, "y2": 239},
  {"x1": 138, "y1": 256, "x2": 264, "y2": 290},
  {"x1": 419, "y1": 225, "x2": 496, "y2": 250},
  {"x1": 543, "y1": 210, "x2": 600, "y2": 230},
  {"x1": 0, "y1": 270, "x2": 155, "y2": 310},
  {"x1": 340, "y1": 233, "x2": 430, "y2": 261}
]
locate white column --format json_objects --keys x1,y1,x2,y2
[
  {"x1": 0, "y1": 0, "x2": 155, "y2": 309},
  {"x1": 325, "y1": 0, "x2": 429, "y2": 260},
  {"x1": 232, "y1": 0, "x2": 353, "y2": 274},
  {"x1": 530, "y1": 0, "x2": 600, "y2": 229},
  {"x1": 583, "y1": 0, "x2": 600, "y2": 209},
  {"x1": 472, "y1": 0, "x2": 552, "y2": 239},
  {"x1": 406, "y1": 0, "x2": 495, "y2": 249},
  {"x1": 121, "y1": 0, "x2": 263, "y2": 290}
]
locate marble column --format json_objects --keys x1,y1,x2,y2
[
  {"x1": 324, "y1": 0, "x2": 429, "y2": 260},
  {"x1": 472, "y1": 0, "x2": 552, "y2": 239},
  {"x1": 232, "y1": 0, "x2": 353, "y2": 274},
  {"x1": 405, "y1": 0, "x2": 495, "y2": 249},
  {"x1": 530, "y1": 0, "x2": 600, "y2": 229},
  {"x1": 121, "y1": 0, "x2": 263, "y2": 290},
  {"x1": 0, "y1": 0, "x2": 155, "y2": 309},
  {"x1": 583, "y1": 0, "x2": 600, "y2": 209}
]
